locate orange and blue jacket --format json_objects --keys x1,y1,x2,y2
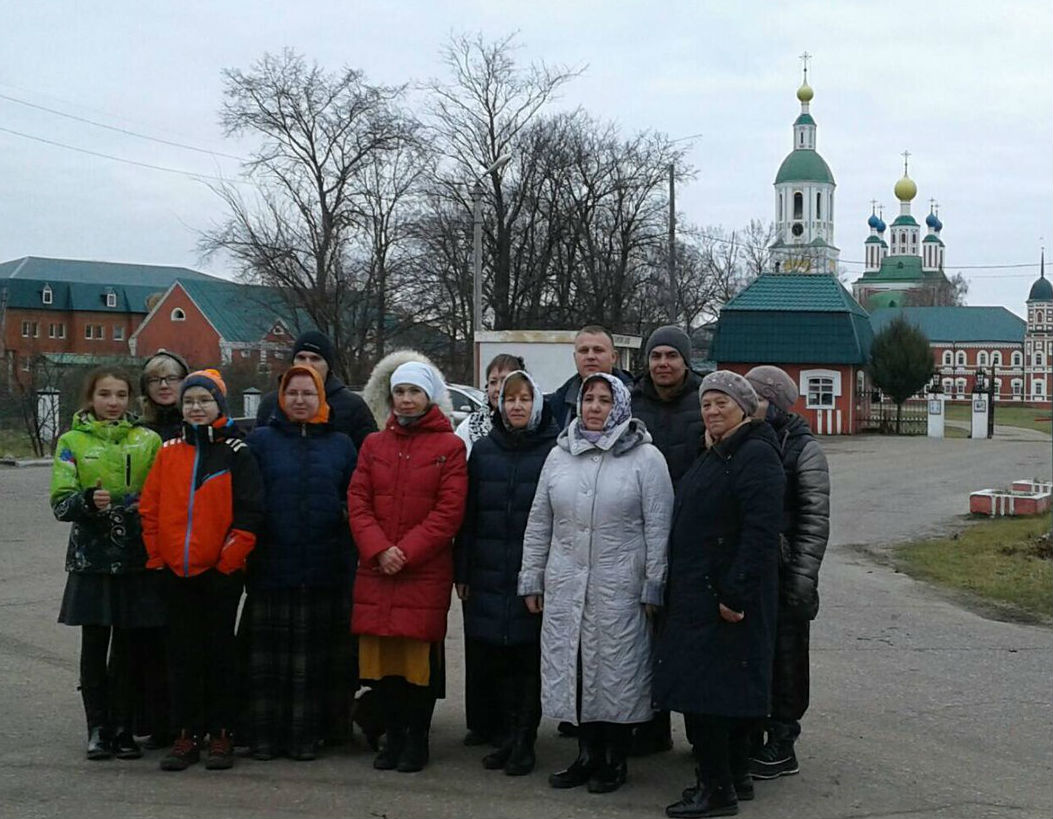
[{"x1": 140, "y1": 417, "x2": 264, "y2": 576}]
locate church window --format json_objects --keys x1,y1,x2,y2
[
  {"x1": 942, "y1": 350, "x2": 953, "y2": 366},
  {"x1": 991, "y1": 351, "x2": 1002, "y2": 366},
  {"x1": 793, "y1": 192, "x2": 803, "y2": 220},
  {"x1": 1011, "y1": 351, "x2": 1022, "y2": 367},
  {"x1": 816, "y1": 193, "x2": 822, "y2": 220},
  {"x1": 1037, "y1": 351, "x2": 1046, "y2": 368},
  {"x1": 42, "y1": 285, "x2": 53, "y2": 305},
  {"x1": 977, "y1": 351, "x2": 988, "y2": 367},
  {"x1": 1039, "y1": 311, "x2": 1044, "y2": 324},
  {"x1": 799, "y1": 132, "x2": 804, "y2": 146},
  {"x1": 955, "y1": 351, "x2": 967, "y2": 367},
  {"x1": 778, "y1": 194, "x2": 783, "y2": 222},
  {"x1": 1012, "y1": 379, "x2": 1023, "y2": 396}
]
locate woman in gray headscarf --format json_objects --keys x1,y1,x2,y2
[{"x1": 519, "y1": 372, "x2": 673, "y2": 794}]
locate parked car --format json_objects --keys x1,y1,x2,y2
[{"x1": 446, "y1": 383, "x2": 486, "y2": 424}]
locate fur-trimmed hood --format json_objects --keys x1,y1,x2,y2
[{"x1": 360, "y1": 349, "x2": 454, "y2": 428}]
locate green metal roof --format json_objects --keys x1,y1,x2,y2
[
  {"x1": 0, "y1": 277, "x2": 165, "y2": 313},
  {"x1": 794, "y1": 113, "x2": 816, "y2": 126},
  {"x1": 711, "y1": 275, "x2": 871, "y2": 364},
  {"x1": 922, "y1": 235, "x2": 943, "y2": 244},
  {"x1": 0, "y1": 256, "x2": 214, "y2": 287},
  {"x1": 864, "y1": 236, "x2": 886, "y2": 245},
  {"x1": 890, "y1": 215, "x2": 918, "y2": 227},
  {"x1": 855, "y1": 255, "x2": 933, "y2": 283},
  {"x1": 177, "y1": 279, "x2": 304, "y2": 343},
  {"x1": 869, "y1": 306, "x2": 1026, "y2": 344},
  {"x1": 774, "y1": 150, "x2": 835, "y2": 185},
  {"x1": 1029, "y1": 275, "x2": 1053, "y2": 301},
  {"x1": 866, "y1": 291, "x2": 904, "y2": 310}
]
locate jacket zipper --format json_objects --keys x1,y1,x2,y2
[
  {"x1": 125, "y1": 454, "x2": 131, "y2": 492},
  {"x1": 504, "y1": 453, "x2": 520, "y2": 646},
  {"x1": 182, "y1": 444, "x2": 201, "y2": 577}
]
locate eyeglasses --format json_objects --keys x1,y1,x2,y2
[
  {"x1": 147, "y1": 376, "x2": 181, "y2": 387},
  {"x1": 181, "y1": 397, "x2": 217, "y2": 408}
]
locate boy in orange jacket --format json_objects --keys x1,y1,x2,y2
[{"x1": 140, "y1": 369, "x2": 263, "y2": 771}]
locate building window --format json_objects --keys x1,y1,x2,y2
[
  {"x1": 942, "y1": 378, "x2": 953, "y2": 394},
  {"x1": 816, "y1": 192, "x2": 822, "y2": 220},
  {"x1": 1039, "y1": 311, "x2": 1044, "y2": 324},
  {"x1": 48, "y1": 323, "x2": 65, "y2": 339},
  {"x1": 991, "y1": 351, "x2": 1002, "y2": 367},
  {"x1": 1037, "y1": 352, "x2": 1046, "y2": 368},
  {"x1": 955, "y1": 378, "x2": 967, "y2": 398},
  {"x1": 22, "y1": 320, "x2": 39, "y2": 337},
  {"x1": 994, "y1": 378, "x2": 1003, "y2": 398},
  {"x1": 171, "y1": 308, "x2": 186, "y2": 321},
  {"x1": 258, "y1": 361, "x2": 271, "y2": 375},
  {"x1": 105, "y1": 291, "x2": 118, "y2": 308},
  {"x1": 42, "y1": 285, "x2": 53, "y2": 305},
  {"x1": 84, "y1": 324, "x2": 104, "y2": 340},
  {"x1": 955, "y1": 351, "x2": 967, "y2": 367},
  {"x1": 84, "y1": 325, "x2": 92, "y2": 340},
  {"x1": 1012, "y1": 351, "x2": 1023, "y2": 367},
  {"x1": 778, "y1": 194, "x2": 783, "y2": 222},
  {"x1": 1035, "y1": 381, "x2": 1046, "y2": 398},
  {"x1": 240, "y1": 349, "x2": 251, "y2": 359},
  {"x1": 977, "y1": 351, "x2": 988, "y2": 367},
  {"x1": 793, "y1": 192, "x2": 803, "y2": 220},
  {"x1": 1012, "y1": 379, "x2": 1023, "y2": 396},
  {"x1": 800, "y1": 368, "x2": 841, "y2": 409},
  {"x1": 941, "y1": 350, "x2": 953, "y2": 366},
  {"x1": 113, "y1": 326, "x2": 125, "y2": 341}
]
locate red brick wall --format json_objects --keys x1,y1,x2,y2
[{"x1": 132, "y1": 286, "x2": 221, "y2": 369}]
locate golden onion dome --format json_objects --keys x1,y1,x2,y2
[
  {"x1": 894, "y1": 174, "x2": 917, "y2": 202},
  {"x1": 796, "y1": 82, "x2": 814, "y2": 102}
]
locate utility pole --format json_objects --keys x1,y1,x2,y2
[{"x1": 668, "y1": 163, "x2": 677, "y2": 322}]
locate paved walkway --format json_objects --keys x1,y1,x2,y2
[
  {"x1": 944, "y1": 420, "x2": 1053, "y2": 443},
  {"x1": 1, "y1": 434, "x2": 1050, "y2": 819}
]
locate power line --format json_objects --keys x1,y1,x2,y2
[
  {"x1": 0, "y1": 91, "x2": 246, "y2": 161},
  {"x1": 0, "y1": 125, "x2": 239, "y2": 184}
]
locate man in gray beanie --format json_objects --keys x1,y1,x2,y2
[
  {"x1": 627, "y1": 325, "x2": 703, "y2": 756},
  {"x1": 743, "y1": 365, "x2": 830, "y2": 782}
]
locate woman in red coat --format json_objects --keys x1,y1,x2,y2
[{"x1": 349, "y1": 356, "x2": 468, "y2": 773}]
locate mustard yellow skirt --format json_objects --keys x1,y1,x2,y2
[{"x1": 359, "y1": 635, "x2": 432, "y2": 687}]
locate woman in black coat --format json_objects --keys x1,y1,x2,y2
[
  {"x1": 654, "y1": 371, "x2": 785, "y2": 819},
  {"x1": 455, "y1": 370, "x2": 558, "y2": 775}
]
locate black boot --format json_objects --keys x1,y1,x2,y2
[
  {"x1": 86, "y1": 726, "x2": 112, "y2": 761},
  {"x1": 397, "y1": 687, "x2": 433, "y2": 773},
  {"x1": 748, "y1": 720, "x2": 799, "y2": 779},
  {"x1": 112, "y1": 727, "x2": 142, "y2": 760},
  {"x1": 483, "y1": 674, "x2": 517, "y2": 770},
  {"x1": 666, "y1": 777, "x2": 739, "y2": 818},
  {"x1": 588, "y1": 723, "x2": 629, "y2": 793},
  {"x1": 373, "y1": 681, "x2": 405, "y2": 771},
  {"x1": 504, "y1": 728, "x2": 537, "y2": 776},
  {"x1": 630, "y1": 711, "x2": 673, "y2": 756},
  {"x1": 548, "y1": 722, "x2": 599, "y2": 788}
]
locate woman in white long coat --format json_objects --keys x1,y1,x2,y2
[{"x1": 519, "y1": 372, "x2": 672, "y2": 794}]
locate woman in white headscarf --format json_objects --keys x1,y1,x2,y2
[
  {"x1": 349, "y1": 354, "x2": 468, "y2": 774},
  {"x1": 519, "y1": 372, "x2": 673, "y2": 794}
]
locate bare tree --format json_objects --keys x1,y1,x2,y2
[{"x1": 199, "y1": 49, "x2": 410, "y2": 380}]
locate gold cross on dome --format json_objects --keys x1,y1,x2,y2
[
  {"x1": 902, "y1": 150, "x2": 911, "y2": 174},
  {"x1": 799, "y1": 51, "x2": 811, "y2": 80}
]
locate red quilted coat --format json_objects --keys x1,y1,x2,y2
[{"x1": 348, "y1": 404, "x2": 468, "y2": 642}]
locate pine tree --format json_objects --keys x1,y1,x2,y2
[{"x1": 868, "y1": 316, "x2": 934, "y2": 434}]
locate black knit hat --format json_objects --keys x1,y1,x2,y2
[
  {"x1": 292, "y1": 330, "x2": 335, "y2": 371},
  {"x1": 645, "y1": 325, "x2": 692, "y2": 365}
]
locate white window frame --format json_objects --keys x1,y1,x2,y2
[
  {"x1": 113, "y1": 326, "x2": 125, "y2": 341},
  {"x1": 941, "y1": 350, "x2": 953, "y2": 366},
  {"x1": 799, "y1": 368, "x2": 841, "y2": 410},
  {"x1": 991, "y1": 351, "x2": 1002, "y2": 367},
  {"x1": 955, "y1": 378, "x2": 967, "y2": 399},
  {"x1": 977, "y1": 351, "x2": 988, "y2": 367},
  {"x1": 1011, "y1": 351, "x2": 1023, "y2": 367},
  {"x1": 955, "y1": 351, "x2": 967, "y2": 367},
  {"x1": 1011, "y1": 379, "x2": 1023, "y2": 396},
  {"x1": 42, "y1": 285, "x2": 53, "y2": 305},
  {"x1": 170, "y1": 308, "x2": 186, "y2": 321},
  {"x1": 105, "y1": 291, "x2": 118, "y2": 308}
]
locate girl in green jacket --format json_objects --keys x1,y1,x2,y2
[{"x1": 51, "y1": 367, "x2": 162, "y2": 761}]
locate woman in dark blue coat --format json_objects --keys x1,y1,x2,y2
[
  {"x1": 455, "y1": 370, "x2": 558, "y2": 776},
  {"x1": 244, "y1": 365, "x2": 357, "y2": 761},
  {"x1": 654, "y1": 371, "x2": 785, "y2": 818}
]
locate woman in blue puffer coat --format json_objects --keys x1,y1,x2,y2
[
  {"x1": 244, "y1": 365, "x2": 357, "y2": 761},
  {"x1": 455, "y1": 370, "x2": 558, "y2": 776}
]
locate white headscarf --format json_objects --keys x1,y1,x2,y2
[{"x1": 390, "y1": 361, "x2": 446, "y2": 404}]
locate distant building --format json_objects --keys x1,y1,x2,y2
[{"x1": 0, "y1": 256, "x2": 215, "y2": 385}]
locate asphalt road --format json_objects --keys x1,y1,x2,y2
[{"x1": 0, "y1": 433, "x2": 1050, "y2": 819}]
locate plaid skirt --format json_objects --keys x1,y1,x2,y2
[{"x1": 244, "y1": 587, "x2": 347, "y2": 755}]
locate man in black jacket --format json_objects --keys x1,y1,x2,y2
[
  {"x1": 547, "y1": 325, "x2": 634, "y2": 430},
  {"x1": 745, "y1": 365, "x2": 830, "y2": 780},
  {"x1": 628, "y1": 325, "x2": 704, "y2": 756},
  {"x1": 255, "y1": 331, "x2": 377, "y2": 450}
]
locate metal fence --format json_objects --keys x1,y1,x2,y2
[{"x1": 855, "y1": 392, "x2": 928, "y2": 435}]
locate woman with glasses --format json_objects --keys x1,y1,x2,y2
[
  {"x1": 140, "y1": 369, "x2": 263, "y2": 772},
  {"x1": 140, "y1": 350, "x2": 189, "y2": 442}
]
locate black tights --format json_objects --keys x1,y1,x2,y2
[
  {"x1": 690, "y1": 714, "x2": 758, "y2": 786},
  {"x1": 80, "y1": 625, "x2": 141, "y2": 729}
]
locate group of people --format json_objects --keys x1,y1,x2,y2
[{"x1": 51, "y1": 323, "x2": 829, "y2": 818}]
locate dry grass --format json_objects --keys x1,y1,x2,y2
[{"x1": 895, "y1": 513, "x2": 1052, "y2": 620}]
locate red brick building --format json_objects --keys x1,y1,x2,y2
[{"x1": 0, "y1": 256, "x2": 215, "y2": 385}]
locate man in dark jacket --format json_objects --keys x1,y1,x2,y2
[
  {"x1": 547, "y1": 325, "x2": 634, "y2": 430},
  {"x1": 745, "y1": 365, "x2": 830, "y2": 780},
  {"x1": 627, "y1": 325, "x2": 704, "y2": 756},
  {"x1": 255, "y1": 330, "x2": 377, "y2": 451}
]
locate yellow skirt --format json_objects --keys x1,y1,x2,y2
[{"x1": 358, "y1": 635, "x2": 432, "y2": 687}]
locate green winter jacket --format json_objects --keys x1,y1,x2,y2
[{"x1": 50, "y1": 411, "x2": 162, "y2": 573}]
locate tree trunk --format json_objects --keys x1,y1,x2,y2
[{"x1": 895, "y1": 401, "x2": 902, "y2": 435}]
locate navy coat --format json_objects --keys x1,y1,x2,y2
[
  {"x1": 256, "y1": 374, "x2": 376, "y2": 451},
  {"x1": 454, "y1": 405, "x2": 559, "y2": 646},
  {"x1": 246, "y1": 414, "x2": 357, "y2": 590},
  {"x1": 653, "y1": 420, "x2": 785, "y2": 718}
]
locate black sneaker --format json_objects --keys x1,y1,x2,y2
[
  {"x1": 205, "y1": 731, "x2": 234, "y2": 770},
  {"x1": 160, "y1": 731, "x2": 200, "y2": 771},
  {"x1": 749, "y1": 742, "x2": 799, "y2": 779}
]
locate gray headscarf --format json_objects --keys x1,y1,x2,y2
[
  {"x1": 497, "y1": 370, "x2": 544, "y2": 433},
  {"x1": 572, "y1": 372, "x2": 633, "y2": 450}
]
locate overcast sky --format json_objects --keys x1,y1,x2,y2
[{"x1": 2, "y1": 1, "x2": 1050, "y2": 317}]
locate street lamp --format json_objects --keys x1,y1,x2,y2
[{"x1": 471, "y1": 154, "x2": 512, "y2": 383}]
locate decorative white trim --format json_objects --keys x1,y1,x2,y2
[{"x1": 800, "y1": 368, "x2": 842, "y2": 410}]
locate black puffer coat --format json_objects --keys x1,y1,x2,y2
[
  {"x1": 245, "y1": 414, "x2": 357, "y2": 590},
  {"x1": 455, "y1": 401, "x2": 559, "y2": 646},
  {"x1": 768, "y1": 410, "x2": 830, "y2": 620},
  {"x1": 653, "y1": 420, "x2": 785, "y2": 718},
  {"x1": 256, "y1": 374, "x2": 376, "y2": 451},
  {"x1": 630, "y1": 370, "x2": 704, "y2": 485}
]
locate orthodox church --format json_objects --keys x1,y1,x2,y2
[{"x1": 710, "y1": 59, "x2": 1051, "y2": 434}]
